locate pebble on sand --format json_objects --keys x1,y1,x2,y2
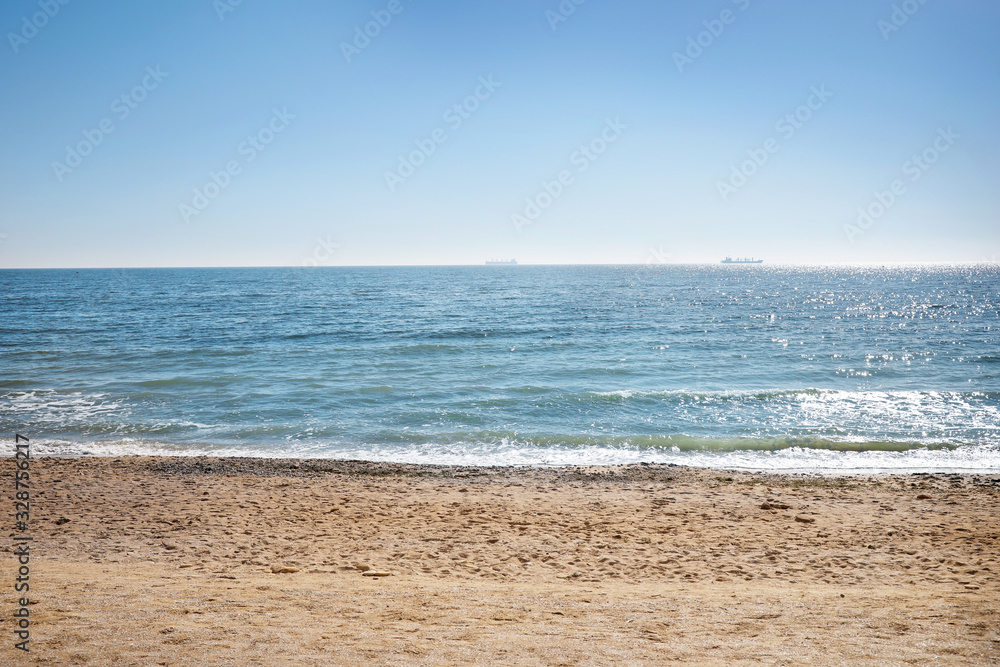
[
  {"x1": 794, "y1": 515, "x2": 816, "y2": 523},
  {"x1": 271, "y1": 565, "x2": 300, "y2": 574}
]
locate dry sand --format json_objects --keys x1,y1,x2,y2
[{"x1": 2, "y1": 457, "x2": 998, "y2": 665}]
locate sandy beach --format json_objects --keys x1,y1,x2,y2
[{"x1": 2, "y1": 456, "x2": 998, "y2": 665}]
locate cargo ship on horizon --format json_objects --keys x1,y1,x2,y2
[{"x1": 721, "y1": 256, "x2": 763, "y2": 264}]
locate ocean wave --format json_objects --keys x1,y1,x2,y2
[
  {"x1": 588, "y1": 388, "x2": 828, "y2": 402},
  {"x1": 0, "y1": 390, "x2": 129, "y2": 426},
  {"x1": 586, "y1": 388, "x2": 999, "y2": 403},
  {"x1": 5, "y1": 387, "x2": 998, "y2": 449},
  {"x1": 27, "y1": 436, "x2": 1000, "y2": 474}
]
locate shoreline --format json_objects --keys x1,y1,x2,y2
[
  {"x1": 3, "y1": 456, "x2": 998, "y2": 664},
  {"x1": 25, "y1": 450, "x2": 1000, "y2": 477}
]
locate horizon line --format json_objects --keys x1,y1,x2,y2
[{"x1": 1, "y1": 260, "x2": 997, "y2": 270}]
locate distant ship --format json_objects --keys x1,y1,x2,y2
[
  {"x1": 486, "y1": 259, "x2": 518, "y2": 265},
  {"x1": 721, "y1": 257, "x2": 763, "y2": 264}
]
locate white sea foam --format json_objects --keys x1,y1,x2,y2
[
  {"x1": 2, "y1": 390, "x2": 129, "y2": 426},
  {"x1": 28, "y1": 436, "x2": 1000, "y2": 474}
]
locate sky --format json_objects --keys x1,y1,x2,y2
[{"x1": 0, "y1": 0, "x2": 997, "y2": 268}]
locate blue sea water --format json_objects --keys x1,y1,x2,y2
[{"x1": 1, "y1": 264, "x2": 998, "y2": 472}]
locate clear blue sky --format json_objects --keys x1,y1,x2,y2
[{"x1": 1, "y1": 0, "x2": 997, "y2": 267}]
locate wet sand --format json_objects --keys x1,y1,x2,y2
[{"x1": 2, "y1": 457, "x2": 998, "y2": 665}]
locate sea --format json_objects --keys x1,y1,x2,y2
[{"x1": 1, "y1": 264, "x2": 998, "y2": 473}]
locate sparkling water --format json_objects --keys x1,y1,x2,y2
[{"x1": 1, "y1": 264, "x2": 997, "y2": 472}]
